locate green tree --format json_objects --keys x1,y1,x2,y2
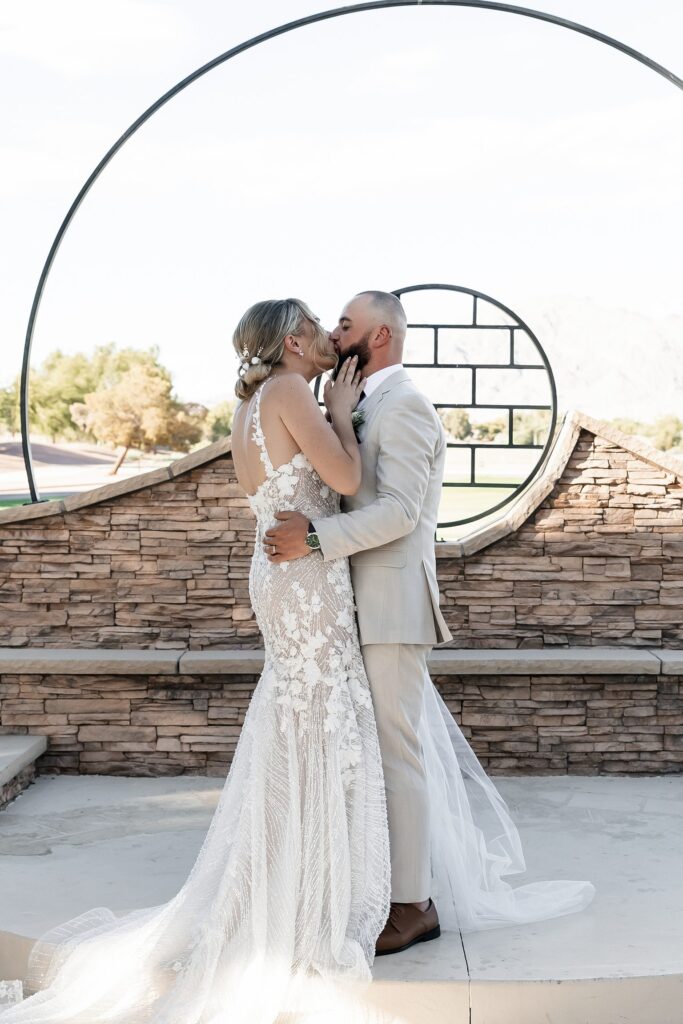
[
  {"x1": 512, "y1": 410, "x2": 552, "y2": 445},
  {"x1": 168, "y1": 402, "x2": 209, "y2": 451},
  {"x1": 71, "y1": 364, "x2": 205, "y2": 473},
  {"x1": 29, "y1": 350, "x2": 101, "y2": 442},
  {"x1": 6, "y1": 343, "x2": 173, "y2": 445},
  {"x1": 88, "y1": 342, "x2": 168, "y2": 389},
  {"x1": 440, "y1": 408, "x2": 472, "y2": 441},
  {"x1": 203, "y1": 400, "x2": 235, "y2": 442},
  {"x1": 609, "y1": 416, "x2": 651, "y2": 438},
  {"x1": 606, "y1": 416, "x2": 683, "y2": 450},
  {"x1": 652, "y1": 415, "x2": 683, "y2": 451},
  {"x1": 0, "y1": 383, "x2": 19, "y2": 435},
  {"x1": 472, "y1": 417, "x2": 507, "y2": 442}
]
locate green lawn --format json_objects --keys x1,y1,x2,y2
[{"x1": 437, "y1": 477, "x2": 520, "y2": 541}]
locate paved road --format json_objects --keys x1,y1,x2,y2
[{"x1": 0, "y1": 441, "x2": 163, "y2": 503}]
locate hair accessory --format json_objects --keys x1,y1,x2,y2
[{"x1": 238, "y1": 343, "x2": 266, "y2": 378}]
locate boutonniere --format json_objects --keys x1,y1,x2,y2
[{"x1": 351, "y1": 409, "x2": 365, "y2": 441}]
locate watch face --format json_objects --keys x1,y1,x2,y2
[{"x1": 305, "y1": 532, "x2": 321, "y2": 549}]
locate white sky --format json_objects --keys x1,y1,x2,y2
[{"x1": 1, "y1": 0, "x2": 681, "y2": 409}]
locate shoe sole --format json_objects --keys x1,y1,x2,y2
[{"x1": 375, "y1": 923, "x2": 441, "y2": 957}]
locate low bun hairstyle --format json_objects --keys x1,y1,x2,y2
[{"x1": 233, "y1": 298, "x2": 334, "y2": 401}]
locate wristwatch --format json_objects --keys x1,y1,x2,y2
[{"x1": 305, "y1": 520, "x2": 321, "y2": 551}]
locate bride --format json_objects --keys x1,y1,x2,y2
[{"x1": 0, "y1": 298, "x2": 595, "y2": 1024}]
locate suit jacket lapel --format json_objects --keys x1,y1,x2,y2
[
  {"x1": 359, "y1": 368, "x2": 411, "y2": 418},
  {"x1": 354, "y1": 368, "x2": 410, "y2": 446}
]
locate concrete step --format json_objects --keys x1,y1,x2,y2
[
  {"x1": 0, "y1": 774, "x2": 681, "y2": 1022},
  {"x1": 0, "y1": 735, "x2": 47, "y2": 810}
]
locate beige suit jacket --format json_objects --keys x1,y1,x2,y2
[{"x1": 312, "y1": 368, "x2": 453, "y2": 647}]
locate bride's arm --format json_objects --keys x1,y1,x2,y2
[{"x1": 274, "y1": 363, "x2": 365, "y2": 496}]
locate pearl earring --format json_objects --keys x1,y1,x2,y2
[{"x1": 298, "y1": 350, "x2": 304, "y2": 358}]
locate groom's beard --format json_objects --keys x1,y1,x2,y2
[{"x1": 331, "y1": 330, "x2": 372, "y2": 380}]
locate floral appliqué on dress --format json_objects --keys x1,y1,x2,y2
[{"x1": 246, "y1": 377, "x2": 372, "y2": 790}]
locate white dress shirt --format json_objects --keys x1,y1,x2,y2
[{"x1": 358, "y1": 363, "x2": 404, "y2": 405}]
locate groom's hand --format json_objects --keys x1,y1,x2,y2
[{"x1": 263, "y1": 511, "x2": 310, "y2": 563}]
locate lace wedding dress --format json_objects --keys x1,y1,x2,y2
[{"x1": 0, "y1": 376, "x2": 595, "y2": 1024}]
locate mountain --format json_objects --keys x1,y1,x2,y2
[
  {"x1": 401, "y1": 294, "x2": 682, "y2": 426},
  {"x1": 518, "y1": 295, "x2": 683, "y2": 422}
]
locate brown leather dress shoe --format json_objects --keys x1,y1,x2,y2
[{"x1": 375, "y1": 899, "x2": 441, "y2": 956}]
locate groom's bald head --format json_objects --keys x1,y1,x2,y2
[
  {"x1": 330, "y1": 290, "x2": 407, "y2": 377},
  {"x1": 354, "y1": 291, "x2": 407, "y2": 343}
]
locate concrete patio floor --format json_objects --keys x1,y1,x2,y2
[{"x1": 1, "y1": 773, "x2": 682, "y2": 1023}]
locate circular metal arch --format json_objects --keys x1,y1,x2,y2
[
  {"x1": 19, "y1": 0, "x2": 683, "y2": 502},
  {"x1": 391, "y1": 282, "x2": 557, "y2": 527}
]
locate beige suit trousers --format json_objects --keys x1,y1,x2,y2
[{"x1": 361, "y1": 641, "x2": 433, "y2": 903}]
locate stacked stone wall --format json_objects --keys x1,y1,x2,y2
[
  {"x1": 439, "y1": 432, "x2": 683, "y2": 648},
  {"x1": 0, "y1": 425, "x2": 681, "y2": 650},
  {"x1": 0, "y1": 458, "x2": 260, "y2": 649},
  {"x1": 1, "y1": 668, "x2": 680, "y2": 776},
  {"x1": 1, "y1": 415, "x2": 682, "y2": 776}
]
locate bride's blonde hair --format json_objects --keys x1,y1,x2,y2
[{"x1": 233, "y1": 298, "x2": 335, "y2": 400}]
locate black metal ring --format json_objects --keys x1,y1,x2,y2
[
  {"x1": 392, "y1": 282, "x2": 557, "y2": 528},
  {"x1": 19, "y1": 1, "x2": 683, "y2": 502}
]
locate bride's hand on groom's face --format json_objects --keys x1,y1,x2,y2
[
  {"x1": 263, "y1": 511, "x2": 311, "y2": 563},
  {"x1": 324, "y1": 356, "x2": 365, "y2": 420}
]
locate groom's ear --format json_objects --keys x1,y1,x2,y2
[{"x1": 372, "y1": 324, "x2": 392, "y2": 349}]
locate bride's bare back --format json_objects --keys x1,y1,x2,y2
[
  {"x1": 231, "y1": 367, "x2": 364, "y2": 499},
  {"x1": 231, "y1": 378, "x2": 303, "y2": 496}
]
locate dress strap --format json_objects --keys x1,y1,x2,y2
[{"x1": 251, "y1": 378, "x2": 274, "y2": 477}]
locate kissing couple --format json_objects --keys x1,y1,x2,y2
[{"x1": 1, "y1": 292, "x2": 594, "y2": 1024}]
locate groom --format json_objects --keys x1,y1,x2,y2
[{"x1": 263, "y1": 290, "x2": 452, "y2": 955}]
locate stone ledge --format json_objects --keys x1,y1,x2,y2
[
  {"x1": 167, "y1": 437, "x2": 232, "y2": 477},
  {"x1": 0, "y1": 646, "x2": 671, "y2": 677},
  {"x1": 0, "y1": 438, "x2": 234, "y2": 524},
  {"x1": 0, "y1": 649, "x2": 181, "y2": 674},
  {"x1": 0, "y1": 735, "x2": 47, "y2": 789},
  {"x1": 178, "y1": 649, "x2": 265, "y2": 674},
  {"x1": 182, "y1": 646, "x2": 664, "y2": 677},
  {"x1": 657, "y1": 651, "x2": 683, "y2": 675},
  {"x1": 0, "y1": 499, "x2": 68, "y2": 525},
  {"x1": 577, "y1": 411, "x2": 683, "y2": 479},
  {"x1": 428, "y1": 647, "x2": 663, "y2": 675},
  {"x1": 61, "y1": 465, "x2": 174, "y2": 512}
]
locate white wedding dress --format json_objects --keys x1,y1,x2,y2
[{"x1": 0, "y1": 376, "x2": 595, "y2": 1024}]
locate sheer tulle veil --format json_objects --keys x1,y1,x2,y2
[{"x1": 421, "y1": 678, "x2": 595, "y2": 932}]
